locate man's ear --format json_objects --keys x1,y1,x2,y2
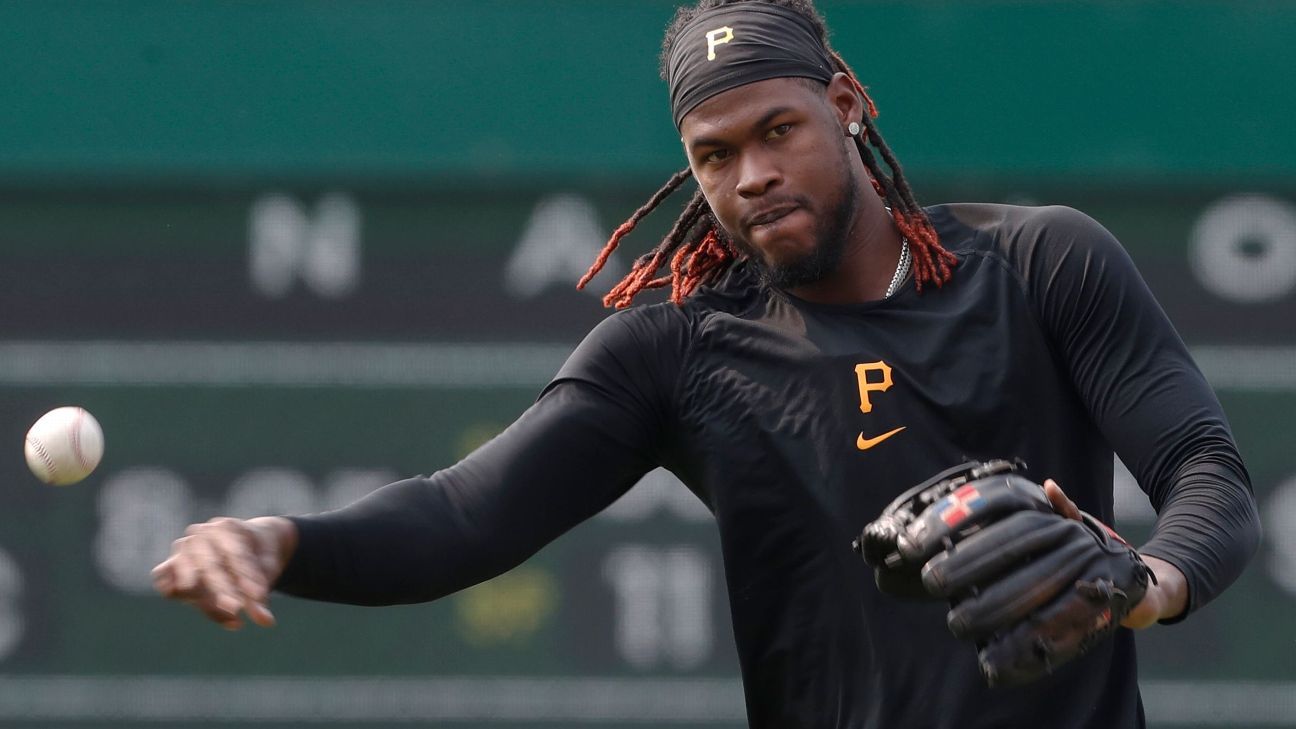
[{"x1": 825, "y1": 72, "x2": 865, "y2": 130}]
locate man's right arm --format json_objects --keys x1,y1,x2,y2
[
  {"x1": 273, "y1": 376, "x2": 667, "y2": 605},
  {"x1": 152, "y1": 306, "x2": 689, "y2": 628}
]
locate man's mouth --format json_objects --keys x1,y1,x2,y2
[{"x1": 747, "y1": 205, "x2": 799, "y2": 229}]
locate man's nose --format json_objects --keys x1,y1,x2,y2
[{"x1": 735, "y1": 148, "x2": 782, "y2": 198}]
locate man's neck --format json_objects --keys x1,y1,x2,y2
[{"x1": 788, "y1": 197, "x2": 905, "y2": 305}]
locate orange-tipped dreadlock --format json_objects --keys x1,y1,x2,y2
[
  {"x1": 578, "y1": 0, "x2": 958, "y2": 309},
  {"x1": 830, "y1": 49, "x2": 959, "y2": 293}
]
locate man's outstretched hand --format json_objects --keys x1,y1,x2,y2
[{"x1": 151, "y1": 516, "x2": 298, "y2": 630}]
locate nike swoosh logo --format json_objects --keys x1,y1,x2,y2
[{"x1": 856, "y1": 426, "x2": 906, "y2": 451}]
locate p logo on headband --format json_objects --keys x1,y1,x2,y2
[
  {"x1": 705, "y1": 26, "x2": 734, "y2": 61},
  {"x1": 667, "y1": 4, "x2": 835, "y2": 129}
]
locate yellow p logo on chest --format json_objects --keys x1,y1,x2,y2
[
  {"x1": 705, "y1": 26, "x2": 734, "y2": 61},
  {"x1": 854, "y1": 361, "x2": 895, "y2": 413}
]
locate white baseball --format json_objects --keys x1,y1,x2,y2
[{"x1": 24, "y1": 407, "x2": 104, "y2": 486}]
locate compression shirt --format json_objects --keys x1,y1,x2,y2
[{"x1": 277, "y1": 203, "x2": 1261, "y2": 729}]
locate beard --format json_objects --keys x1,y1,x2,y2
[{"x1": 732, "y1": 162, "x2": 861, "y2": 291}]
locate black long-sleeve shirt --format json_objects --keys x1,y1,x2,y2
[{"x1": 277, "y1": 203, "x2": 1261, "y2": 729}]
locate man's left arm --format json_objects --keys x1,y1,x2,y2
[{"x1": 1025, "y1": 206, "x2": 1262, "y2": 626}]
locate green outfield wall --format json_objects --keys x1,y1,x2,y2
[{"x1": 0, "y1": 0, "x2": 1293, "y2": 185}]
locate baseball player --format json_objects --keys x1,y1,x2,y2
[{"x1": 152, "y1": 1, "x2": 1261, "y2": 727}]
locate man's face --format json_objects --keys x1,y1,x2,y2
[{"x1": 680, "y1": 77, "x2": 859, "y2": 288}]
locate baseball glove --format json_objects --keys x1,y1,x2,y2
[{"x1": 853, "y1": 459, "x2": 1154, "y2": 687}]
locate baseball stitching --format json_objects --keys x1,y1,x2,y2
[
  {"x1": 71, "y1": 408, "x2": 92, "y2": 473},
  {"x1": 26, "y1": 436, "x2": 58, "y2": 481}
]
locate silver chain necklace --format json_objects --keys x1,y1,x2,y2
[{"x1": 885, "y1": 237, "x2": 911, "y2": 298}]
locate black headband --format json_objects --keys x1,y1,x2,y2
[{"x1": 666, "y1": 4, "x2": 836, "y2": 130}]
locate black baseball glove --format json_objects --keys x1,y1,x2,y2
[{"x1": 853, "y1": 459, "x2": 1155, "y2": 687}]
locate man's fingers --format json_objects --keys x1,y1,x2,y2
[
  {"x1": 154, "y1": 517, "x2": 283, "y2": 630},
  {"x1": 150, "y1": 559, "x2": 177, "y2": 596},
  {"x1": 189, "y1": 540, "x2": 243, "y2": 616},
  {"x1": 195, "y1": 596, "x2": 245, "y2": 631},
  {"x1": 223, "y1": 533, "x2": 270, "y2": 603},
  {"x1": 225, "y1": 530, "x2": 276, "y2": 627},
  {"x1": 244, "y1": 598, "x2": 277, "y2": 628},
  {"x1": 1043, "y1": 479, "x2": 1082, "y2": 521},
  {"x1": 182, "y1": 528, "x2": 259, "y2": 628},
  {"x1": 169, "y1": 548, "x2": 201, "y2": 595}
]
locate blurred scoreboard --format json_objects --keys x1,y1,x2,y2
[{"x1": 1, "y1": 186, "x2": 1294, "y2": 728}]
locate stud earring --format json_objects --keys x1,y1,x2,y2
[{"x1": 847, "y1": 121, "x2": 861, "y2": 137}]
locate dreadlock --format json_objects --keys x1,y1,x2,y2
[{"x1": 578, "y1": 0, "x2": 958, "y2": 309}]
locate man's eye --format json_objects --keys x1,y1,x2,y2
[
  {"x1": 767, "y1": 124, "x2": 792, "y2": 139},
  {"x1": 704, "y1": 149, "x2": 731, "y2": 164}
]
